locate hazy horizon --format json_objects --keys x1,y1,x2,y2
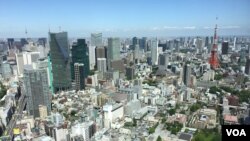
[{"x1": 1, "y1": 0, "x2": 250, "y2": 38}]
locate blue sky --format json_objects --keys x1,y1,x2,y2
[{"x1": 0, "y1": 0, "x2": 250, "y2": 37}]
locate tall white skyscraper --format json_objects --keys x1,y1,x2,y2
[
  {"x1": 97, "y1": 58, "x2": 107, "y2": 73},
  {"x1": 89, "y1": 45, "x2": 96, "y2": 70},
  {"x1": 16, "y1": 51, "x2": 40, "y2": 75},
  {"x1": 151, "y1": 38, "x2": 158, "y2": 65}
]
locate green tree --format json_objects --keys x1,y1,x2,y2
[
  {"x1": 133, "y1": 118, "x2": 137, "y2": 126},
  {"x1": 156, "y1": 136, "x2": 162, "y2": 141},
  {"x1": 209, "y1": 86, "x2": 221, "y2": 94},
  {"x1": 124, "y1": 122, "x2": 133, "y2": 127},
  {"x1": 168, "y1": 108, "x2": 176, "y2": 116},
  {"x1": 161, "y1": 117, "x2": 166, "y2": 123},
  {"x1": 190, "y1": 103, "x2": 201, "y2": 113},
  {"x1": 70, "y1": 110, "x2": 77, "y2": 116},
  {"x1": 214, "y1": 73, "x2": 223, "y2": 80},
  {"x1": 0, "y1": 82, "x2": 7, "y2": 99},
  {"x1": 180, "y1": 110, "x2": 186, "y2": 114},
  {"x1": 244, "y1": 77, "x2": 249, "y2": 83},
  {"x1": 148, "y1": 127, "x2": 155, "y2": 134}
]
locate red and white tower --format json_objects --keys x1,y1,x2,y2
[{"x1": 209, "y1": 20, "x2": 220, "y2": 69}]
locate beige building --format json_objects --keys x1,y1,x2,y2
[{"x1": 39, "y1": 105, "x2": 48, "y2": 119}]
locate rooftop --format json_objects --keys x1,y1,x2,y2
[{"x1": 224, "y1": 115, "x2": 238, "y2": 123}]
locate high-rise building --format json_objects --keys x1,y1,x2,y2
[
  {"x1": 95, "y1": 46, "x2": 106, "y2": 59},
  {"x1": 110, "y1": 60, "x2": 125, "y2": 72},
  {"x1": 74, "y1": 63, "x2": 85, "y2": 90},
  {"x1": 97, "y1": 58, "x2": 107, "y2": 73},
  {"x1": 132, "y1": 37, "x2": 139, "y2": 50},
  {"x1": 126, "y1": 67, "x2": 135, "y2": 80},
  {"x1": 23, "y1": 65, "x2": 51, "y2": 118},
  {"x1": 205, "y1": 36, "x2": 211, "y2": 47},
  {"x1": 134, "y1": 44, "x2": 140, "y2": 62},
  {"x1": 183, "y1": 64, "x2": 191, "y2": 87},
  {"x1": 107, "y1": 38, "x2": 120, "y2": 69},
  {"x1": 33, "y1": 58, "x2": 52, "y2": 93},
  {"x1": 38, "y1": 38, "x2": 47, "y2": 47},
  {"x1": 151, "y1": 38, "x2": 158, "y2": 65},
  {"x1": 71, "y1": 39, "x2": 89, "y2": 80},
  {"x1": 245, "y1": 58, "x2": 250, "y2": 75},
  {"x1": 107, "y1": 38, "x2": 120, "y2": 61},
  {"x1": 21, "y1": 38, "x2": 28, "y2": 46},
  {"x1": 89, "y1": 45, "x2": 96, "y2": 70},
  {"x1": 91, "y1": 33, "x2": 102, "y2": 47},
  {"x1": 95, "y1": 46, "x2": 106, "y2": 67},
  {"x1": 247, "y1": 44, "x2": 250, "y2": 56},
  {"x1": 196, "y1": 38, "x2": 203, "y2": 53},
  {"x1": 132, "y1": 37, "x2": 139, "y2": 46},
  {"x1": 140, "y1": 37, "x2": 147, "y2": 51},
  {"x1": 49, "y1": 32, "x2": 71, "y2": 92},
  {"x1": 7, "y1": 38, "x2": 14, "y2": 50},
  {"x1": 1, "y1": 61, "x2": 12, "y2": 79},
  {"x1": 158, "y1": 53, "x2": 169, "y2": 70},
  {"x1": 222, "y1": 41, "x2": 229, "y2": 55},
  {"x1": 15, "y1": 52, "x2": 40, "y2": 75}
]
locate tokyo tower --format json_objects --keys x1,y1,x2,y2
[{"x1": 209, "y1": 20, "x2": 220, "y2": 69}]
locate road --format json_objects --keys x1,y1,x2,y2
[{"x1": 3, "y1": 93, "x2": 26, "y2": 140}]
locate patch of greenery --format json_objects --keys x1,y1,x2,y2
[
  {"x1": 220, "y1": 86, "x2": 238, "y2": 94},
  {"x1": 168, "y1": 108, "x2": 176, "y2": 116},
  {"x1": 192, "y1": 129, "x2": 221, "y2": 141},
  {"x1": 0, "y1": 82, "x2": 7, "y2": 99},
  {"x1": 148, "y1": 122, "x2": 159, "y2": 134},
  {"x1": 124, "y1": 122, "x2": 134, "y2": 127},
  {"x1": 156, "y1": 136, "x2": 162, "y2": 141},
  {"x1": 244, "y1": 77, "x2": 249, "y2": 83},
  {"x1": 209, "y1": 86, "x2": 222, "y2": 94},
  {"x1": 219, "y1": 86, "x2": 250, "y2": 103},
  {"x1": 143, "y1": 79, "x2": 157, "y2": 86},
  {"x1": 159, "y1": 112, "x2": 166, "y2": 117},
  {"x1": 161, "y1": 117, "x2": 166, "y2": 123},
  {"x1": 214, "y1": 73, "x2": 223, "y2": 80},
  {"x1": 237, "y1": 90, "x2": 250, "y2": 103},
  {"x1": 190, "y1": 103, "x2": 202, "y2": 113},
  {"x1": 165, "y1": 122, "x2": 183, "y2": 135},
  {"x1": 70, "y1": 110, "x2": 77, "y2": 116}
]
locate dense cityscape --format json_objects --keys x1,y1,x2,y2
[{"x1": 0, "y1": 0, "x2": 250, "y2": 141}]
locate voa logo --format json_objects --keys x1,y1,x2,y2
[{"x1": 226, "y1": 129, "x2": 246, "y2": 136}]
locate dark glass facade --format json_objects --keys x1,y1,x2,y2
[
  {"x1": 71, "y1": 39, "x2": 89, "y2": 80},
  {"x1": 49, "y1": 32, "x2": 71, "y2": 92}
]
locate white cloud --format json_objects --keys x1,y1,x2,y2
[
  {"x1": 203, "y1": 25, "x2": 240, "y2": 29},
  {"x1": 163, "y1": 26, "x2": 178, "y2": 29},
  {"x1": 152, "y1": 27, "x2": 160, "y2": 30},
  {"x1": 203, "y1": 26, "x2": 213, "y2": 29},
  {"x1": 220, "y1": 25, "x2": 240, "y2": 29},
  {"x1": 183, "y1": 26, "x2": 196, "y2": 29}
]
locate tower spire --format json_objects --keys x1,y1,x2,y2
[
  {"x1": 25, "y1": 27, "x2": 28, "y2": 38},
  {"x1": 209, "y1": 17, "x2": 220, "y2": 69}
]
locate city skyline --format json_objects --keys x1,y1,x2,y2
[{"x1": 0, "y1": 0, "x2": 250, "y2": 38}]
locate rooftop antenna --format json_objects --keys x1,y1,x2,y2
[
  {"x1": 25, "y1": 27, "x2": 28, "y2": 38},
  {"x1": 59, "y1": 26, "x2": 61, "y2": 32},
  {"x1": 48, "y1": 24, "x2": 50, "y2": 33}
]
